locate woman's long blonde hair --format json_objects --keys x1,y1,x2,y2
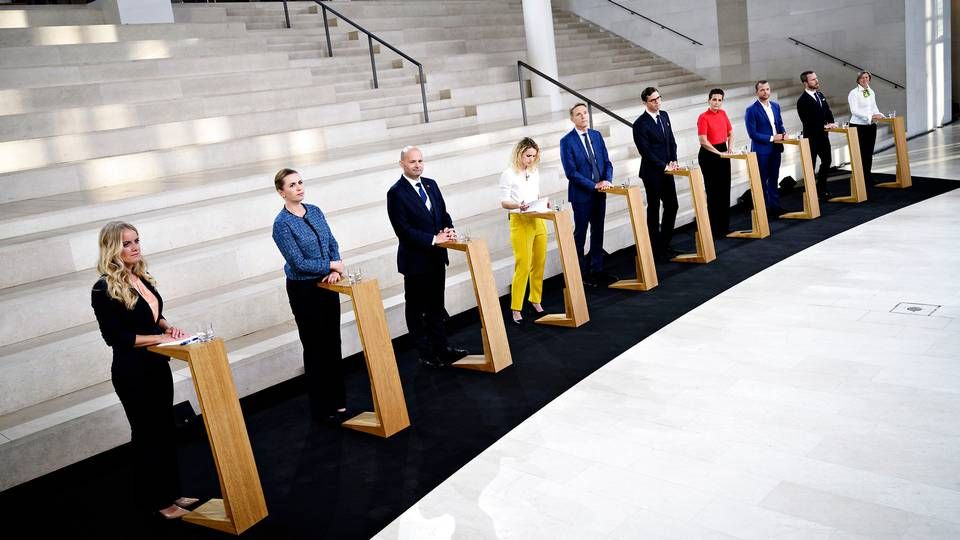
[
  {"x1": 97, "y1": 221, "x2": 155, "y2": 310},
  {"x1": 510, "y1": 137, "x2": 541, "y2": 173}
]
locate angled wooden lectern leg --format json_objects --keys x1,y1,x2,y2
[
  {"x1": 319, "y1": 279, "x2": 410, "y2": 438},
  {"x1": 148, "y1": 340, "x2": 268, "y2": 535},
  {"x1": 438, "y1": 238, "x2": 512, "y2": 372},
  {"x1": 604, "y1": 185, "x2": 658, "y2": 289},
  {"x1": 528, "y1": 209, "x2": 589, "y2": 327},
  {"x1": 875, "y1": 116, "x2": 912, "y2": 189},
  {"x1": 777, "y1": 137, "x2": 821, "y2": 220},
  {"x1": 827, "y1": 126, "x2": 867, "y2": 203},
  {"x1": 665, "y1": 167, "x2": 716, "y2": 263},
  {"x1": 722, "y1": 152, "x2": 770, "y2": 239}
]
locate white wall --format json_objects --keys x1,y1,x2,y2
[
  {"x1": 557, "y1": 0, "x2": 950, "y2": 136},
  {"x1": 906, "y1": 0, "x2": 952, "y2": 133},
  {"x1": 91, "y1": 0, "x2": 173, "y2": 25}
]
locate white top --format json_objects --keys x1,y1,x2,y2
[
  {"x1": 760, "y1": 100, "x2": 777, "y2": 141},
  {"x1": 499, "y1": 166, "x2": 541, "y2": 213},
  {"x1": 403, "y1": 174, "x2": 431, "y2": 210},
  {"x1": 847, "y1": 85, "x2": 881, "y2": 125}
]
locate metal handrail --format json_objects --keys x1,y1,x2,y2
[
  {"x1": 280, "y1": 1, "x2": 429, "y2": 122},
  {"x1": 787, "y1": 37, "x2": 904, "y2": 90},
  {"x1": 604, "y1": 0, "x2": 702, "y2": 46},
  {"x1": 517, "y1": 61, "x2": 632, "y2": 130}
]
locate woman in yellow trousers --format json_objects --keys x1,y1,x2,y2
[{"x1": 499, "y1": 137, "x2": 547, "y2": 326}]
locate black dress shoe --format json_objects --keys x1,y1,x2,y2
[
  {"x1": 441, "y1": 346, "x2": 469, "y2": 362},
  {"x1": 510, "y1": 317, "x2": 523, "y2": 326},
  {"x1": 592, "y1": 271, "x2": 620, "y2": 286},
  {"x1": 419, "y1": 356, "x2": 446, "y2": 369},
  {"x1": 664, "y1": 247, "x2": 682, "y2": 258},
  {"x1": 582, "y1": 274, "x2": 599, "y2": 287}
]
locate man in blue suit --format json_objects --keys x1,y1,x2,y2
[
  {"x1": 559, "y1": 102, "x2": 616, "y2": 286},
  {"x1": 745, "y1": 80, "x2": 787, "y2": 215},
  {"x1": 633, "y1": 87, "x2": 679, "y2": 259},
  {"x1": 386, "y1": 146, "x2": 467, "y2": 368}
]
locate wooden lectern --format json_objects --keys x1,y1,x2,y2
[
  {"x1": 874, "y1": 116, "x2": 912, "y2": 188},
  {"x1": 437, "y1": 238, "x2": 512, "y2": 372},
  {"x1": 528, "y1": 209, "x2": 589, "y2": 327},
  {"x1": 826, "y1": 126, "x2": 867, "y2": 203},
  {"x1": 318, "y1": 279, "x2": 410, "y2": 438},
  {"x1": 664, "y1": 167, "x2": 716, "y2": 263},
  {"x1": 148, "y1": 339, "x2": 268, "y2": 535},
  {"x1": 721, "y1": 151, "x2": 770, "y2": 239},
  {"x1": 775, "y1": 137, "x2": 821, "y2": 220},
  {"x1": 604, "y1": 185, "x2": 658, "y2": 289}
]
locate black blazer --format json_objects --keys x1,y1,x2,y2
[
  {"x1": 386, "y1": 176, "x2": 454, "y2": 276},
  {"x1": 91, "y1": 276, "x2": 168, "y2": 365},
  {"x1": 633, "y1": 110, "x2": 678, "y2": 180},
  {"x1": 796, "y1": 91, "x2": 834, "y2": 139}
]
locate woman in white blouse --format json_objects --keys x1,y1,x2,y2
[
  {"x1": 499, "y1": 137, "x2": 547, "y2": 325},
  {"x1": 847, "y1": 71, "x2": 885, "y2": 184}
]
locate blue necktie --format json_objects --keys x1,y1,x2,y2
[
  {"x1": 416, "y1": 182, "x2": 428, "y2": 206},
  {"x1": 582, "y1": 132, "x2": 600, "y2": 182},
  {"x1": 656, "y1": 114, "x2": 665, "y2": 137}
]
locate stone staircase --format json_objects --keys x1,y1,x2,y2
[{"x1": 0, "y1": 0, "x2": 868, "y2": 490}]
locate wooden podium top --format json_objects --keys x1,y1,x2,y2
[
  {"x1": 604, "y1": 185, "x2": 640, "y2": 195},
  {"x1": 665, "y1": 167, "x2": 696, "y2": 178},
  {"x1": 526, "y1": 210, "x2": 565, "y2": 221},
  {"x1": 825, "y1": 126, "x2": 853, "y2": 134},
  {"x1": 148, "y1": 338, "x2": 222, "y2": 362},
  {"x1": 720, "y1": 152, "x2": 752, "y2": 160},
  {"x1": 774, "y1": 137, "x2": 803, "y2": 146},
  {"x1": 874, "y1": 116, "x2": 901, "y2": 124},
  {"x1": 317, "y1": 277, "x2": 378, "y2": 296},
  {"x1": 437, "y1": 239, "x2": 482, "y2": 252}
]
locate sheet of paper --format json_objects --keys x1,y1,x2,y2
[{"x1": 522, "y1": 197, "x2": 549, "y2": 213}]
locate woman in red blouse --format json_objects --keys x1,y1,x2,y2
[{"x1": 696, "y1": 88, "x2": 735, "y2": 237}]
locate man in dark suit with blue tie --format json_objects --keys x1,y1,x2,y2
[
  {"x1": 796, "y1": 71, "x2": 838, "y2": 198},
  {"x1": 745, "y1": 80, "x2": 788, "y2": 215},
  {"x1": 386, "y1": 146, "x2": 467, "y2": 368},
  {"x1": 559, "y1": 102, "x2": 616, "y2": 287},
  {"x1": 633, "y1": 87, "x2": 679, "y2": 259}
]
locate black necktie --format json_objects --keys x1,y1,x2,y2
[
  {"x1": 655, "y1": 114, "x2": 665, "y2": 137},
  {"x1": 582, "y1": 132, "x2": 600, "y2": 182}
]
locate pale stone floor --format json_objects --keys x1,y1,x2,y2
[{"x1": 373, "y1": 125, "x2": 960, "y2": 539}]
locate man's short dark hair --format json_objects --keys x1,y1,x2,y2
[
  {"x1": 641, "y1": 87, "x2": 659, "y2": 102},
  {"x1": 708, "y1": 88, "x2": 725, "y2": 100},
  {"x1": 754, "y1": 80, "x2": 769, "y2": 91},
  {"x1": 800, "y1": 70, "x2": 814, "y2": 83}
]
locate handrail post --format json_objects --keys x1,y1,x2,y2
[
  {"x1": 368, "y1": 35, "x2": 378, "y2": 89},
  {"x1": 282, "y1": 0, "x2": 290, "y2": 29},
  {"x1": 418, "y1": 65, "x2": 429, "y2": 123},
  {"x1": 587, "y1": 103, "x2": 594, "y2": 130},
  {"x1": 321, "y1": 5, "x2": 333, "y2": 58},
  {"x1": 518, "y1": 63, "x2": 528, "y2": 126}
]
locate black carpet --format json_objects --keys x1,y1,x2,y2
[{"x1": 2, "y1": 174, "x2": 956, "y2": 539}]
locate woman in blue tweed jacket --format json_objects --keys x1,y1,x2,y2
[{"x1": 272, "y1": 168, "x2": 348, "y2": 425}]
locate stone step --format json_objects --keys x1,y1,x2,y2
[
  {"x1": 0, "y1": 35, "x2": 269, "y2": 69},
  {"x1": 0, "y1": 6, "x2": 104, "y2": 29},
  {"x1": 0, "y1": 64, "x2": 317, "y2": 116},
  {"x1": 0, "y1": 51, "x2": 292, "y2": 89},
  {"x1": 0, "y1": 113, "x2": 388, "y2": 208},
  {"x1": 0, "y1": 83, "x2": 337, "y2": 143},
  {"x1": 0, "y1": 21, "x2": 248, "y2": 47},
  {"x1": 0, "y1": 100, "x2": 366, "y2": 177}
]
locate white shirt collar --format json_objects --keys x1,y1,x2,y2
[
  {"x1": 403, "y1": 174, "x2": 422, "y2": 187},
  {"x1": 805, "y1": 88, "x2": 819, "y2": 98},
  {"x1": 645, "y1": 108, "x2": 659, "y2": 120}
]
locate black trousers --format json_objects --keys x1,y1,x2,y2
[
  {"x1": 112, "y1": 350, "x2": 181, "y2": 511},
  {"x1": 286, "y1": 279, "x2": 345, "y2": 416},
  {"x1": 641, "y1": 170, "x2": 679, "y2": 254},
  {"x1": 571, "y1": 192, "x2": 606, "y2": 275},
  {"x1": 699, "y1": 143, "x2": 731, "y2": 236},
  {"x1": 404, "y1": 268, "x2": 449, "y2": 359},
  {"x1": 851, "y1": 123, "x2": 877, "y2": 183},
  {"x1": 807, "y1": 134, "x2": 832, "y2": 192}
]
